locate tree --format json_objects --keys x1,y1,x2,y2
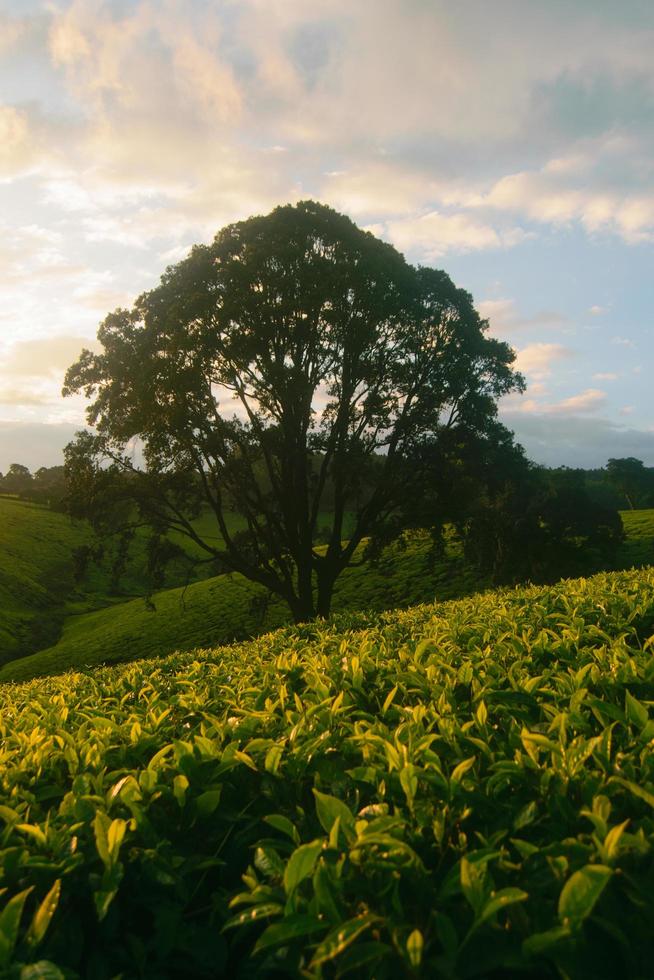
[
  {"x1": 0, "y1": 463, "x2": 33, "y2": 496},
  {"x1": 606, "y1": 457, "x2": 654, "y2": 510},
  {"x1": 63, "y1": 200, "x2": 523, "y2": 621},
  {"x1": 458, "y1": 457, "x2": 624, "y2": 584}
]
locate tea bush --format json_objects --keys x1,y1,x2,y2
[{"x1": 0, "y1": 568, "x2": 654, "y2": 977}]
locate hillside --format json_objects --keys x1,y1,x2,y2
[
  {"x1": 1, "y1": 501, "x2": 652, "y2": 682},
  {"x1": 0, "y1": 532, "x2": 482, "y2": 682},
  {"x1": 0, "y1": 497, "x2": 87, "y2": 660},
  {"x1": 0, "y1": 568, "x2": 653, "y2": 977}
]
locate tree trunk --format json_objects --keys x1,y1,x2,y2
[{"x1": 316, "y1": 565, "x2": 337, "y2": 619}]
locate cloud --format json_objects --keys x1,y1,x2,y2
[
  {"x1": 458, "y1": 134, "x2": 654, "y2": 244},
  {"x1": 589, "y1": 304, "x2": 607, "y2": 315},
  {"x1": 514, "y1": 342, "x2": 573, "y2": 379},
  {"x1": 378, "y1": 211, "x2": 527, "y2": 261},
  {"x1": 547, "y1": 387, "x2": 606, "y2": 414},
  {"x1": 0, "y1": 105, "x2": 34, "y2": 177},
  {"x1": 478, "y1": 297, "x2": 568, "y2": 341},
  {"x1": 0, "y1": 388, "x2": 49, "y2": 407},
  {"x1": 0, "y1": 14, "x2": 25, "y2": 56},
  {"x1": 593, "y1": 372, "x2": 618, "y2": 381},
  {"x1": 3, "y1": 335, "x2": 93, "y2": 378}
]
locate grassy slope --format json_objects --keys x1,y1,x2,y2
[
  {"x1": 620, "y1": 508, "x2": 654, "y2": 566},
  {"x1": 0, "y1": 497, "x2": 87, "y2": 660},
  {"x1": 4, "y1": 510, "x2": 654, "y2": 684},
  {"x1": 2, "y1": 505, "x2": 653, "y2": 683},
  {"x1": 0, "y1": 532, "x2": 481, "y2": 681},
  {"x1": 0, "y1": 568, "x2": 654, "y2": 976}
]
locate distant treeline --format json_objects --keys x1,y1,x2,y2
[
  {"x1": 1, "y1": 455, "x2": 653, "y2": 515},
  {"x1": 0, "y1": 463, "x2": 66, "y2": 510}
]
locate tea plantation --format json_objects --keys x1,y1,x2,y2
[
  {"x1": 0, "y1": 498, "x2": 87, "y2": 661},
  {"x1": 0, "y1": 532, "x2": 482, "y2": 683},
  {"x1": 2, "y1": 510, "x2": 653, "y2": 684},
  {"x1": 1, "y1": 567, "x2": 654, "y2": 977}
]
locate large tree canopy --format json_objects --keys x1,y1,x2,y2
[{"x1": 63, "y1": 200, "x2": 523, "y2": 620}]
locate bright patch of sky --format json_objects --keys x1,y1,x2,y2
[{"x1": 0, "y1": 0, "x2": 652, "y2": 470}]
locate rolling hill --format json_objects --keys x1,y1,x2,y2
[{"x1": 1, "y1": 497, "x2": 652, "y2": 682}]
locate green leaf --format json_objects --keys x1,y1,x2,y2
[
  {"x1": 477, "y1": 887, "x2": 528, "y2": 927},
  {"x1": 107, "y1": 818, "x2": 126, "y2": 863},
  {"x1": 283, "y1": 840, "x2": 323, "y2": 895},
  {"x1": 309, "y1": 913, "x2": 379, "y2": 967},
  {"x1": 406, "y1": 928, "x2": 423, "y2": 968},
  {"x1": 460, "y1": 856, "x2": 486, "y2": 915},
  {"x1": 558, "y1": 864, "x2": 612, "y2": 926},
  {"x1": 173, "y1": 774, "x2": 189, "y2": 808},
  {"x1": 223, "y1": 903, "x2": 283, "y2": 930},
  {"x1": 313, "y1": 789, "x2": 355, "y2": 840},
  {"x1": 604, "y1": 820, "x2": 629, "y2": 861},
  {"x1": 0, "y1": 888, "x2": 32, "y2": 967},
  {"x1": 611, "y1": 776, "x2": 654, "y2": 809},
  {"x1": 196, "y1": 789, "x2": 222, "y2": 816},
  {"x1": 523, "y1": 925, "x2": 571, "y2": 956},
  {"x1": 26, "y1": 880, "x2": 61, "y2": 948},
  {"x1": 400, "y1": 766, "x2": 418, "y2": 806},
  {"x1": 254, "y1": 845, "x2": 285, "y2": 881},
  {"x1": 253, "y1": 915, "x2": 323, "y2": 953},
  {"x1": 382, "y1": 685, "x2": 398, "y2": 713},
  {"x1": 264, "y1": 744, "x2": 283, "y2": 774},
  {"x1": 94, "y1": 885, "x2": 120, "y2": 922},
  {"x1": 264, "y1": 813, "x2": 300, "y2": 844},
  {"x1": 625, "y1": 690, "x2": 648, "y2": 729},
  {"x1": 451, "y1": 756, "x2": 476, "y2": 784},
  {"x1": 331, "y1": 941, "x2": 390, "y2": 976},
  {"x1": 20, "y1": 963, "x2": 65, "y2": 980},
  {"x1": 93, "y1": 811, "x2": 111, "y2": 870}
]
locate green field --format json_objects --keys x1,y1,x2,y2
[
  {"x1": 0, "y1": 496, "x2": 358, "y2": 667},
  {"x1": 620, "y1": 509, "x2": 654, "y2": 567},
  {"x1": 0, "y1": 567, "x2": 653, "y2": 977},
  {"x1": 0, "y1": 497, "x2": 88, "y2": 660},
  {"x1": 2, "y1": 502, "x2": 653, "y2": 682},
  {"x1": 0, "y1": 532, "x2": 482, "y2": 682}
]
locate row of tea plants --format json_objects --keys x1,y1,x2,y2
[{"x1": 0, "y1": 568, "x2": 654, "y2": 977}]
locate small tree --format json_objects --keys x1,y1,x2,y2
[{"x1": 63, "y1": 201, "x2": 523, "y2": 621}]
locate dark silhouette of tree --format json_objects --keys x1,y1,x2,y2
[
  {"x1": 606, "y1": 457, "x2": 654, "y2": 510},
  {"x1": 456, "y1": 452, "x2": 623, "y2": 583},
  {"x1": 63, "y1": 201, "x2": 523, "y2": 622}
]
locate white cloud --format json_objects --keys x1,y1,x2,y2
[
  {"x1": 478, "y1": 297, "x2": 568, "y2": 341},
  {"x1": 3, "y1": 336, "x2": 94, "y2": 378},
  {"x1": 0, "y1": 105, "x2": 33, "y2": 177},
  {"x1": 379, "y1": 211, "x2": 527, "y2": 261},
  {"x1": 589, "y1": 304, "x2": 607, "y2": 315},
  {"x1": 514, "y1": 342, "x2": 573, "y2": 379},
  {"x1": 593, "y1": 372, "x2": 618, "y2": 381},
  {"x1": 547, "y1": 388, "x2": 606, "y2": 414}
]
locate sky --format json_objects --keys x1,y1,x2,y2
[{"x1": 0, "y1": 0, "x2": 653, "y2": 472}]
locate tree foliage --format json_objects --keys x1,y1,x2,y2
[
  {"x1": 63, "y1": 200, "x2": 522, "y2": 620},
  {"x1": 606, "y1": 457, "x2": 654, "y2": 510}
]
